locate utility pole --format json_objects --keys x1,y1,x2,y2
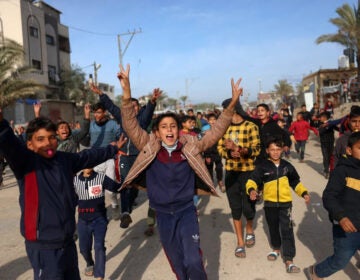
[
  {"x1": 93, "y1": 61, "x2": 101, "y2": 85},
  {"x1": 117, "y1": 28, "x2": 142, "y2": 68}
]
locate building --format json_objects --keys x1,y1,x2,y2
[
  {"x1": 0, "y1": 0, "x2": 74, "y2": 123},
  {"x1": 302, "y1": 68, "x2": 357, "y2": 109}
]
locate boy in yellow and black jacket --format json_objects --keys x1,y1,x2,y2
[{"x1": 246, "y1": 137, "x2": 310, "y2": 274}]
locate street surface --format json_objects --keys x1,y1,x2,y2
[{"x1": 0, "y1": 135, "x2": 359, "y2": 279}]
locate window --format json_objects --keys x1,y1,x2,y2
[
  {"x1": 58, "y1": 35, "x2": 70, "y2": 53},
  {"x1": 29, "y1": 26, "x2": 38, "y2": 38},
  {"x1": 46, "y1": 35, "x2": 55, "y2": 45},
  {"x1": 32, "y1": 59, "x2": 41, "y2": 70},
  {"x1": 48, "y1": 65, "x2": 57, "y2": 83}
]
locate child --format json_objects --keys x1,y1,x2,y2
[
  {"x1": 203, "y1": 113, "x2": 225, "y2": 192},
  {"x1": 277, "y1": 118, "x2": 292, "y2": 159},
  {"x1": 318, "y1": 112, "x2": 336, "y2": 178},
  {"x1": 246, "y1": 137, "x2": 310, "y2": 274},
  {"x1": 118, "y1": 64, "x2": 242, "y2": 279},
  {"x1": 0, "y1": 112, "x2": 126, "y2": 280},
  {"x1": 74, "y1": 168, "x2": 121, "y2": 279},
  {"x1": 288, "y1": 112, "x2": 319, "y2": 162},
  {"x1": 307, "y1": 132, "x2": 360, "y2": 280},
  {"x1": 180, "y1": 115, "x2": 199, "y2": 136}
]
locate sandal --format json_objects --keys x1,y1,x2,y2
[
  {"x1": 235, "y1": 246, "x2": 246, "y2": 258},
  {"x1": 286, "y1": 263, "x2": 301, "y2": 273},
  {"x1": 245, "y1": 233, "x2": 255, "y2": 248},
  {"x1": 267, "y1": 251, "x2": 279, "y2": 261},
  {"x1": 84, "y1": 265, "x2": 94, "y2": 276}
]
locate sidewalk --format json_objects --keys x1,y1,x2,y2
[{"x1": 0, "y1": 136, "x2": 359, "y2": 279}]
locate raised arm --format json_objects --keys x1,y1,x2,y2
[
  {"x1": 118, "y1": 64, "x2": 150, "y2": 150},
  {"x1": 72, "y1": 103, "x2": 91, "y2": 144},
  {"x1": 33, "y1": 102, "x2": 42, "y2": 118}
]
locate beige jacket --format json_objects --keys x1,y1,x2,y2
[{"x1": 120, "y1": 100, "x2": 233, "y2": 196}]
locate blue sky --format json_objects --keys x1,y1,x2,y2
[{"x1": 45, "y1": 0, "x2": 356, "y2": 104}]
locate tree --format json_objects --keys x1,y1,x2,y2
[
  {"x1": 179, "y1": 95, "x2": 188, "y2": 108},
  {"x1": 0, "y1": 39, "x2": 43, "y2": 108},
  {"x1": 316, "y1": 2, "x2": 360, "y2": 78},
  {"x1": 274, "y1": 79, "x2": 294, "y2": 103},
  {"x1": 59, "y1": 65, "x2": 97, "y2": 105}
]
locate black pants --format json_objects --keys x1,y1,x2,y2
[
  {"x1": 264, "y1": 206, "x2": 295, "y2": 262},
  {"x1": 225, "y1": 171, "x2": 255, "y2": 220},
  {"x1": 205, "y1": 156, "x2": 223, "y2": 183},
  {"x1": 320, "y1": 141, "x2": 334, "y2": 173}
]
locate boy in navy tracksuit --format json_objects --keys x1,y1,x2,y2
[
  {"x1": 308, "y1": 131, "x2": 360, "y2": 280},
  {"x1": 74, "y1": 168, "x2": 121, "y2": 279},
  {"x1": 0, "y1": 113, "x2": 126, "y2": 280}
]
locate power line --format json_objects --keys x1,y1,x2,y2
[{"x1": 68, "y1": 25, "x2": 117, "y2": 37}]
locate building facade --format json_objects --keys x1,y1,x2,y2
[{"x1": 0, "y1": 0, "x2": 75, "y2": 123}]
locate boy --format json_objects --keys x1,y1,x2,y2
[
  {"x1": 318, "y1": 112, "x2": 336, "y2": 178},
  {"x1": 203, "y1": 113, "x2": 225, "y2": 192},
  {"x1": 0, "y1": 112, "x2": 126, "y2": 280},
  {"x1": 180, "y1": 115, "x2": 199, "y2": 136},
  {"x1": 288, "y1": 112, "x2": 319, "y2": 162},
  {"x1": 74, "y1": 168, "x2": 121, "y2": 279},
  {"x1": 307, "y1": 131, "x2": 360, "y2": 280},
  {"x1": 118, "y1": 64, "x2": 242, "y2": 279},
  {"x1": 246, "y1": 137, "x2": 310, "y2": 273}
]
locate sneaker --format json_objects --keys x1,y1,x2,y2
[
  {"x1": 120, "y1": 213, "x2": 132, "y2": 228},
  {"x1": 111, "y1": 205, "x2": 121, "y2": 221}
]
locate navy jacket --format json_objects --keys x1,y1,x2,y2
[
  {"x1": 0, "y1": 120, "x2": 118, "y2": 249},
  {"x1": 323, "y1": 156, "x2": 360, "y2": 231}
]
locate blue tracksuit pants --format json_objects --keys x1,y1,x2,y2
[
  {"x1": 156, "y1": 205, "x2": 207, "y2": 280},
  {"x1": 26, "y1": 241, "x2": 80, "y2": 280}
]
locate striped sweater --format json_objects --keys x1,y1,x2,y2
[{"x1": 74, "y1": 171, "x2": 121, "y2": 221}]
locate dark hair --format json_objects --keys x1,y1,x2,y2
[
  {"x1": 187, "y1": 108, "x2": 194, "y2": 113},
  {"x1": 277, "y1": 119, "x2": 286, "y2": 124},
  {"x1": 256, "y1": 103, "x2": 270, "y2": 111},
  {"x1": 347, "y1": 131, "x2": 360, "y2": 148},
  {"x1": 319, "y1": 111, "x2": 330, "y2": 119},
  {"x1": 56, "y1": 121, "x2": 72, "y2": 136},
  {"x1": 91, "y1": 102, "x2": 106, "y2": 112},
  {"x1": 130, "y1": 97, "x2": 139, "y2": 106},
  {"x1": 181, "y1": 115, "x2": 196, "y2": 124},
  {"x1": 265, "y1": 136, "x2": 284, "y2": 148},
  {"x1": 206, "y1": 113, "x2": 217, "y2": 120},
  {"x1": 152, "y1": 112, "x2": 180, "y2": 131},
  {"x1": 26, "y1": 117, "x2": 57, "y2": 141},
  {"x1": 350, "y1": 105, "x2": 360, "y2": 119}
]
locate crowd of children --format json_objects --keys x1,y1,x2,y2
[{"x1": 1, "y1": 63, "x2": 360, "y2": 279}]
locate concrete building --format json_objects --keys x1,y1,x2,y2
[
  {"x1": 302, "y1": 68, "x2": 357, "y2": 109},
  {"x1": 0, "y1": 0, "x2": 74, "y2": 123}
]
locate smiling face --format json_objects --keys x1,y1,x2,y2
[
  {"x1": 27, "y1": 128, "x2": 58, "y2": 158},
  {"x1": 155, "y1": 116, "x2": 179, "y2": 146}
]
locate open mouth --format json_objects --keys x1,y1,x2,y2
[{"x1": 166, "y1": 134, "x2": 174, "y2": 140}]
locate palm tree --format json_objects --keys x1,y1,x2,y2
[
  {"x1": 316, "y1": 2, "x2": 360, "y2": 77},
  {"x1": 274, "y1": 79, "x2": 294, "y2": 103},
  {"x1": 179, "y1": 95, "x2": 188, "y2": 108},
  {"x1": 0, "y1": 39, "x2": 43, "y2": 108}
]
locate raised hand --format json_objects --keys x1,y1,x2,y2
[
  {"x1": 117, "y1": 64, "x2": 131, "y2": 99},
  {"x1": 33, "y1": 102, "x2": 42, "y2": 118},
  {"x1": 90, "y1": 84, "x2": 102, "y2": 95},
  {"x1": 84, "y1": 103, "x2": 91, "y2": 119},
  {"x1": 151, "y1": 88, "x2": 163, "y2": 104},
  {"x1": 227, "y1": 78, "x2": 243, "y2": 111}
]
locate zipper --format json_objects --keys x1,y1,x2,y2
[{"x1": 276, "y1": 166, "x2": 279, "y2": 207}]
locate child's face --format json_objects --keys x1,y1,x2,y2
[
  {"x1": 27, "y1": 128, "x2": 58, "y2": 158},
  {"x1": 93, "y1": 108, "x2": 106, "y2": 122},
  {"x1": 56, "y1": 123, "x2": 70, "y2": 140},
  {"x1": 257, "y1": 106, "x2": 270, "y2": 121},
  {"x1": 266, "y1": 143, "x2": 283, "y2": 162},
  {"x1": 296, "y1": 114, "x2": 303, "y2": 121},
  {"x1": 182, "y1": 120, "x2": 194, "y2": 131},
  {"x1": 208, "y1": 116, "x2": 217, "y2": 126},
  {"x1": 277, "y1": 121, "x2": 284, "y2": 128},
  {"x1": 346, "y1": 140, "x2": 360, "y2": 160},
  {"x1": 155, "y1": 117, "x2": 179, "y2": 146},
  {"x1": 350, "y1": 116, "x2": 360, "y2": 132}
]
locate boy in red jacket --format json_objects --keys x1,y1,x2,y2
[{"x1": 288, "y1": 112, "x2": 318, "y2": 162}]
